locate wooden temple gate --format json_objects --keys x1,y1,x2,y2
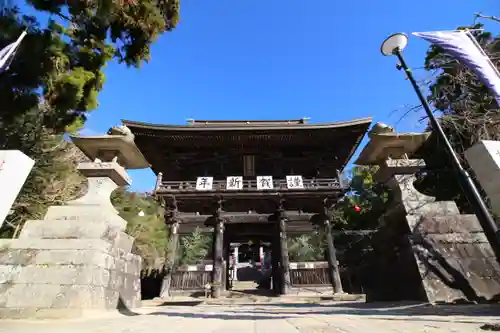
[{"x1": 124, "y1": 117, "x2": 372, "y2": 298}]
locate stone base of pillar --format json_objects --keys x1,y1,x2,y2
[
  {"x1": 0, "y1": 163, "x2": 142, "y2": 319},
  {"x1": 0, "y1": 206, "x2": 142, "y2": 318}
]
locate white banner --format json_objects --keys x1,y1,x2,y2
[
  {"x1": 413, "y1": 30, "x2": 500, "y2": 105},
  {"x1": 0, "y1": 150, "x2": 34, "y2": 229}
]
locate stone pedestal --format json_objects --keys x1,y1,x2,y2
[
  {"x1": 356, "y1": 125, "x2": 500, "y2": 304},
  {"x1": 0, "y1": 129, "x2": 150, "y2": 318}
]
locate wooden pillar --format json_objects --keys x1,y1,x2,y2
[
  {"x1": 223, "y1": 234, "x2": 230, "y2": 290},
  {"x1": 278, "y1": 199, "x2": 291, "y2": 295},
  {"x1": 323, "y1": 198, "x2": 344, "y2": 294},
  {"x1": 211, "y1": 219, "x2": 224, "y2": 298},
  {"x1": 160, "y1": 197, "x2": 180, "y2": 298},
  {"x1": 271, "y1": 232, "x2": 281, "y2": 294},
  {"x1": 211, "y1": 198, "x2": 225, "y2": 298}
]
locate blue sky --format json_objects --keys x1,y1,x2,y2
[{"x1": 79, "y1": 0, "x2": 500, "y2": 192}]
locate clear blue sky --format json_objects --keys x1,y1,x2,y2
[{"x1": 80, "y1": 0, "x2": 500, "y2": 192}]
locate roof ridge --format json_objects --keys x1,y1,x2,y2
[{"x1": 186, "y1": 118, "x2": 310, "y2": 125}]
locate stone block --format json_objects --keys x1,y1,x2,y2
[
  {"x1": 375, "y1": 159, "x2": 426, "y2": 182},
  {"x1": 0, "y1": 283, "x2": 64, "y2": 308},
  {"x1": 0, "y1": 264, "x2": 111, "y2": 286},
  {"x1": 124, "y1": 258, "x2": 142, "y2": 275},
  {"x1": 19, "y1": 219, "x2": 120, "y2": 241},
  {"x1": 38, "y1": 249, "x2": 115, "y2": 268},
  {"x1": 407, "y1": 214, "x2": 482, "y2": 234},
  {"x1": 404, "y1": 201, "x2": 460, "y2": 218},
  {"x1": 0, "y1": 238, "x2": 113, "y2": 252},
  {"x1": 465, "y1": 141, "x2": 500, "y2": 215},
  {"x1": 0, "y1": 248, "x2": 115, "y2": 269},
  {"x1": 0, "y1": 247, "x2": 39, "y2": 266},
  {"x1": 113, "y1": 231, "x2": 134, "y2": 253},
  {"x1": 465, "y1": 140, "x2": 500, "y2": 176},
  {"x1": 43, "y1": 206, "x2": 127, "y2": 231},
  {"x1": 77, "y1": 161, "x2": 131, "y2": 187},
  {"x1": 0, "y1": 284, "x2": 120, "y2": 309},
  {"x1": 0, "y1": 307, "x2": 86, "y2": 319},
  {"x1": 408, "y1": 212, "x2": 500, "y2": 303}
]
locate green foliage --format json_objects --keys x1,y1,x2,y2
[
  {"x1": 177, "y1": 228, "x2": 211, "y2": 266},
  {"x1": 0, "y1": 0, "x2": 179, "y2": 237},
  {"x1": 111, "y1": 188, "x2": 167, "y2": 268},
  {"x1": 332, "y1": 166, "x2": 389, "y2": 230},
  {"x1": 287, "y1": 232, "x2": 325, "y2": 262},
  {"x1": 0, "y1": 0, "x2": 180, "y2": 142},
  {"x1": 113, "y1": 189, "x2": 212, "y2": 268},
  {"x1": 286, "y1": 166, "x2": 388, "y2": 263}
]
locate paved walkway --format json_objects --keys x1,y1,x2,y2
[{"x1": 1, "y1": 302, "x2": 500, "y2": 332}]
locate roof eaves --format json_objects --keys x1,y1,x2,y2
[{"x1": 121, "y1": 117, "x2": 373, "y2": 132}]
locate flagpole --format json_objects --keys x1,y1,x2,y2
[
  {"x1": 465, "y1": 30, "x2": 500, "y2": 78},
  {"x1": 389, "y1": 44, "x2": 500, "y2": 263},
  {"x1": 411, "y1": 28, "x2": 484, "y2": 35},
  {"x1": 0, "y1": 30, "x2": 27, "y2": 70}
]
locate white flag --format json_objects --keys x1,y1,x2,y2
[
  {"x1": 0, "y1": 31, "x2": 27, "y2": 73},
  {"x1": 413, "y1": 30, "x2": 500, "y2": 105}
]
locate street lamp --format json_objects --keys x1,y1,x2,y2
[{"x1": 381, "y1": 33, "x2": 500, "y2": 262}]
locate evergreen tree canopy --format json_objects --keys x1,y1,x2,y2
[
  {"x1": 0, "y1": 1, "x2": 179, "y2": 234},
  {"x1": 0, "y1": 0, "x2": 180, "y2": 142}
]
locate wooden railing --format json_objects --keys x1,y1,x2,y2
[
  {"x1": 157, "y1": 177, "x2": 345, "y2": 193},
  {"x1": 171, "y1": 271, "x2": 212, "y2": 290},
  {"x1": 290, "y1": 262, "x2": 333, "y2": 286}
]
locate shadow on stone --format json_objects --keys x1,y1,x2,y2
[
  {"x1": 155, "y1": 301, "x2": 204, "y2": 306},
  {"x1": 148, "y1": 311, "x2": 290, "y2": 320},
  {"x1": 481, "y1": 323, "x2": 500, "y2": 331},
  {"x1": 236, "y1": 266, "x2": 261, "y2": 282},
  {"x1": 117, "y1": 296, "x2": 141, "y2": 316},
  {"x1": 222, "y1": 302, "x2": 500, "y2": 318}
]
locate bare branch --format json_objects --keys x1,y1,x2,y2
[{"x1": 475, "y1": 13, "x2": 500, "y2": 23}]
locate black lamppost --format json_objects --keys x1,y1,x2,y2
[{"x1": 381, "y1": 33, "x2": 500, "y2": 262}]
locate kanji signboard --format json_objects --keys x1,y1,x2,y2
[
  {"x1": 226, "y1": 176, "x2": 243, "y2": 190},
  {"x1": 256, "y1": 176, "x2": 273, "y2": 190},
  {"x1": 286, "y1": 175, "x2": 304, "y2": 189},
  {"x1": 196, "y1": 177, "x2": 213, "y2": 190}
]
